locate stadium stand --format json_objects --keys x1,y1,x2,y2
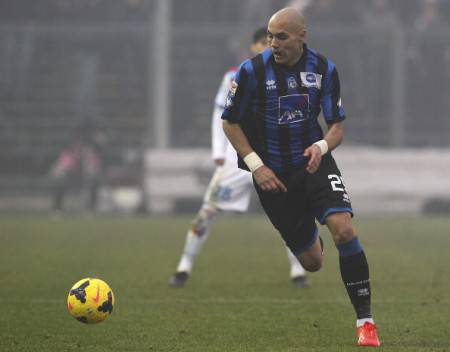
[
  {"x1": 0, "y1": 0, "x2": 449, "y2": 213},
  {"x1": 0, "y1": 23, "x2": 150, "y2": 199}
]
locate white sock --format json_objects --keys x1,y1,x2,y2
[
  {"x1": 356, "y1": 318, "x2": 375, "y2": 328},
  {"x1": 176, "y1": 230, "x2": 209, "y2": 273},
  {"x1": 176, "y1": 254, "x2": 194, "y2": 274},
  {"x1": 175, "y1": 205, "x2": 219, "y2": 273},
  {"x1": 286, "y1": 247, "x2": 306, "y2": 278}
]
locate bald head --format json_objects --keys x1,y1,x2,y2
[
  {"x1": 267, "y1": 7, "x2": 307, "y2": 67},
  {"x1": 269, "y1": 7, "x2": 306, "y2": 34}
]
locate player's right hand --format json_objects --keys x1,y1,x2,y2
[
  {"x1": 253, "y1": 166, "x2": 287, "y2": 193},
  {"x1": 303, "y1": 144, "x2": 322, "y2": 174}
]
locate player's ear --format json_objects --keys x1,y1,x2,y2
[{"x1": 299, "y1": 28, "x2": 306, "y2": 41}]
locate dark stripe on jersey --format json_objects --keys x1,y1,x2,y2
[
  {"x1": 232, "y1": 68, "x2": 250, "y2": 171},
  {"x1": 310, "y1": 53, "x2": 328, "y2": 141},
  {"x1": 251, "y1": 54, "x2": 267, "y2": 161},
  {"x1": 331, "y1": 68, "x2": 340, "y2": 120},
  {"x1": 230, "y1": 68, "x2": 248, "y2": 118},
  {"x1": 270, "y1": 56, "x2": 291, "y2": 170},
  {"x1": 315, "y1": 53, "x2": 328, "y2": 99},
  {"x1": 295, "y1": 55, "x2": 312, "y2": 152}
]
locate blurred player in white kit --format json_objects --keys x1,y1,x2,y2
[{"x1": 169, "y1": 28, "x2": 309, "y2": 288}]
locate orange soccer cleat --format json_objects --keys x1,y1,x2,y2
[{"x1": 357, "y1": 322, "x2": 381, "y2": 347}]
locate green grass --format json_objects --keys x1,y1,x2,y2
[{"x1": 0, "y1": 214, "x2": 449, "y2": 351}]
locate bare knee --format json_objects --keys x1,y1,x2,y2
[
  {"x1": 326, "y1": 213, "x2": 355, "y2": 244},
  {"x1": 301, "y1": 259, "x2": 322, "y2": 272},
  {"x1": 332, "y1": 224, "x2": 354, "y2": 244},
  {"x1": 297, "y1": 238, "x2": 323, "y2": 272},
  {"x1": 297, "y1": 250, "x2": 323, "y2": 273}
]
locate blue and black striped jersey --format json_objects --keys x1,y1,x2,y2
[{"x1": 221, "y1": 44, "x2": 345, "y2": 172}]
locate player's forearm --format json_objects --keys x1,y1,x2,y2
[
  {"x1": 323, "y1": 122, "x2": 344, "y2": 151},
  {"x1": 222, "y1": 120, "x2": 254, "y2": 158},
  {"x1": 223, "y1": 120, "x2": 265, "y2": 174}
]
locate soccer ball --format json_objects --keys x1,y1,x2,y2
[{"x1": 67, "y1": 278, "x2": 115, "y2": 324}]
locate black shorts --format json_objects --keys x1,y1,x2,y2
[{"x1": 254, "y1": 153, "x2": 353, "y2": 255}]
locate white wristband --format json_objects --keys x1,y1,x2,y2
[
  {"x1": 313, "y1": 139, "x2": 329, "y2": 156},
  {"x1": 243, "y1": 152, "x2": 264, "y2": 172}
]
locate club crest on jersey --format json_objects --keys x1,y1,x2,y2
[
  {"x1": 287, "y1": 76, "x2": 298, "y2": 89},
  {"x1": 266, "y1": 79, "x2": 277, "y2": 90},
  {"x1": 278, "y1": 94, "x2": 310, "y2": 125},
  {"x1": 300, "y1": 72, "x2": 322, "y2": 89}
]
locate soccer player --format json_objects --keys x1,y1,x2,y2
[
  {"x1": 169, "y1": 27, "x2": 310, "y2": 289},
  {"x1": 221, "y1": 8, "x2": 381, "y2": 347}
]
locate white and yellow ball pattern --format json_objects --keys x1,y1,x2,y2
[{"x1": 67, "y1": 278, "x2": 115, "y2": 324}]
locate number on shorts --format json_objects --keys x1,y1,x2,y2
[
  {"x1": 213, "y1": 186, "x2": 232, "y2": 201},
  {"x1": 328, "y1": 174, "x2": 345, "y2": 192}
]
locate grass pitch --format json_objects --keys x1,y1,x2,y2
[{"x1": 0, "y1": 214, "x2": 449, "y2": 351}]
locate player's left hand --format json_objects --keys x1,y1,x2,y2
[{"x1": 303, "y1": 145, "x2": 322, "y2": 174}]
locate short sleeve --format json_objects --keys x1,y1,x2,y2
[
  {"x1": 221, "y1": 61, "x2": 255, "y2": 123},
  {"x1": 214, "y1": 70, "x2": 235, "y2": 109},
  {"x1": 321, "y1": 62, "x2": 346, "y2": 124}
]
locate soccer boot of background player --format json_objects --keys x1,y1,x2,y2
[
  {"x1": 169, "y1": 271, "x2": 190, "y2": 288},
  {"x1": 291, "y1": 275, "x2": 310, "y2": 288}
]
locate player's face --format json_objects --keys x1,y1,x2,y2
[
  {"x1": 267, "y1": 24, "x2": 305, "y2": 67},
  {"x1": 250, "y1": 38, "x2": 269, "y2": 55}
]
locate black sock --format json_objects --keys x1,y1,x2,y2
[{"x1": 339, "y1": 250, "x2": 372, "y2": 319}]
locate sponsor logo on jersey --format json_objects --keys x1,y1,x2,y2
[
  {"x1": 266, "y1": 79, "x2": 277, "y2": 90},
  {"x1": 278, "y1": 94, "x2": 310, "y2": 125},
  {"x1": 279, "y1": 110, "x2": 306, "y2": 124},
  {"x1": 300, "y1": 72, "x2": 322, "y2": 89}
]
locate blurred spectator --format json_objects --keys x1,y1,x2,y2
[
  {"x1": 414, "y1": 0, "x2": 441, "y2": 31},
  {"x1": 362, "y1": 0, "x2": 397, "y2": 28},
  {"x1": 50, "y1": 120, "x2": 106, "y2": 213},
  {"x1": 304, "y1": 0, "x2": 338, "y2": 24},
  {"x1": 408, "y1": 0, "x2": 444, "y2": 75},
  {"x1": 361, "y1": 0, "x2": 398, "y2": 117},
  {"x1": 406, "y1": 0, "x2": 447, "y2": 145},
  {"x1": 304, "y1": 0, "x2": 360, "y2": 26}
]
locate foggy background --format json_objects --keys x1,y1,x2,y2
[{"x1": 1, "y1": 0, "x2": 449, "y2": 214}]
